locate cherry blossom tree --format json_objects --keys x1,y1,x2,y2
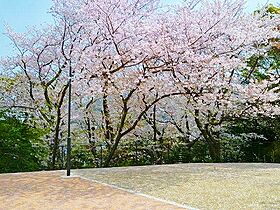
[
  {"x1": 51, "y1": 0, "x2": 188, "y2": 166},
  {"x1": 1, "y1": 0, "x2": 280, "y2": 166},
  {"x1": 53, "y1": 0, "x2": 280, "y2": 164},
  {"x1": 0, "y1": 22, "x2": 81, "y2": 168},
  {"x1": 155, "y1": 0, "x2": 280, "y2": 161}
]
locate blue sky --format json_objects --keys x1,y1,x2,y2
[{"x1": 0, "y1": 0, "x2": 279, "y2": 57}]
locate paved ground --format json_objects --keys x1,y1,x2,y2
[
  {"x1": 74, "y1": 163, "x2": 280, "y2": 210},
  {"x1": 0, "y1": 171, "x2": 187, "y2": 210}
]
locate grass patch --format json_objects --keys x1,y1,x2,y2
[{"x1": 74, "y1": 163, "x2": 280, "y2": 210}]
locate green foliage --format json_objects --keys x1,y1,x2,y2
[
  {"x1": 107, "y1": 116, "x2": 280, "y2": 166},
  {"x1": 96, "y1": 137, "x2": 212, "y2": 167},
  {"x1": 221, "y1": 117, "x2": 280, "y2": 162},
  {"x1": 243, "y1": 5, "x2": 280, "y2": 84},
  {"x1": 0, "y1": 111, "x2": 48, "y2": 173},
  {"x1": 241, "y1": 55, "x2": 271, "y2": 82},
  {"x1": 0, "y1": 76, "x2": 16, "y2": 92},
  {"x1": 71, "y1": 144, "x2": 96, "y2": 168},
  {"x1": 266, "y1": 4, "x2": 280, "y2": 14},
  {"x1": 270, "y1": 141, "x2": 280, "y2": 162},
  {"x1": 254, "y1": 4, "x2": 280, "y2": 17}
]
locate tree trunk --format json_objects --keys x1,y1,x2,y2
[
  {"x1": 51, "y1": 114, "x2": 62, "y2": 169},
  {"x1": 103, "y1": 135, "x2": 122, "y2": 167},
  {"x1": 194, "y1": 109, "x2": 221, "y2": 163},
  {"x1": 86, "y1": 116, "x2": 96, "y2": 155},
  {"x1": 207, "y1": 138, "x2": 221, "y2": 162},
  {"x1": 50, "y1": 84, "x2": 69, "y2": 169}
]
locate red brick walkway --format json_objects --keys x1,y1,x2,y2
[{"x1": 0, "y1": 171, "x2": 187, "y2": 210}]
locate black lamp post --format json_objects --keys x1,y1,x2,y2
[{"x1": 66, "y1": 64, "x2": 72, "y2": 176}]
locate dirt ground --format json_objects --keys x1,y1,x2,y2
[{"x1": 0, "y1": 171, "x2": 187, "y2": 210}]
